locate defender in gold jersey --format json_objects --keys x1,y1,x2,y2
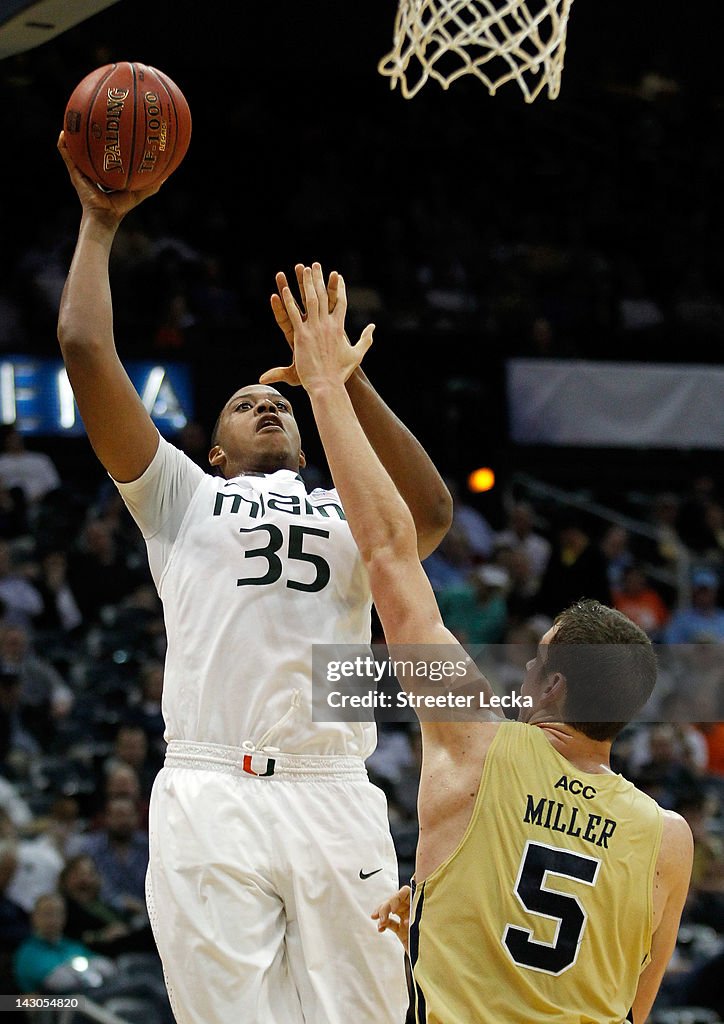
[
  {"x1": 405, "y1": 719, "x2": 664, "y2": 1023},
  {"x1": 281, "y1": 264, "x2": 694, "y2": 1024}
]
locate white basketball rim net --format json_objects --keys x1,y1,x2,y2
[{"x1": 378, "y1": 0, "x2": 576, "y2": 102}]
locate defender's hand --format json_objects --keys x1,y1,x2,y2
[
  {"x1": 262, "y1": 264, "x2": 342, "y2": 387},
  {"x1": 371, "y1": 885, "x2": 411, "y2": 953},
  {"x1": 280, "y1": 263, "x2": 372, "y2": 392}
]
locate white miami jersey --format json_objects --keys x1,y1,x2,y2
[{"x1": 115, "y1": 434, "x2": 376, "y2": 757}]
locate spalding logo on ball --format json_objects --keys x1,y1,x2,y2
[{"x1": 64, "y1": 61, "x2": 191, "y2": 191}]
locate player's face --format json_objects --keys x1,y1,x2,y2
[
  {"x1": 518, "y1": 624, "x2": 558, "y2": 722},
  {"x1": 209, "y1": 385, "x2": 305, "y2": 478}
]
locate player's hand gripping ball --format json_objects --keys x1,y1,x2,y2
[{"x1": 63, "y1": 61, "x2": 191, "y2": 191}]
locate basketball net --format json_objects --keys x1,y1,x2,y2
[{"x1": 378, "y1": 0, "x2": 576, "y2": 102}]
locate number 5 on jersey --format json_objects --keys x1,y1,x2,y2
[{"x1": 503, "y1": 840, "x2": 601, "y2": 975}]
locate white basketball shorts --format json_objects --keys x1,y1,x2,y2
[{"x1": 145, "y1": 741, "x2": 409, "y2": 1024}]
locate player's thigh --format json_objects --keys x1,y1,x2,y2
[
  {"x1": 280, "y1": 779, "x2": 409, "y2": 1023},
  {"x1": 147, "y1": 768, "x2": 304, "y2": 1024}
]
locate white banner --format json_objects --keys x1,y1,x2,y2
[{"x1": 506, "y1": 359, "x2": 724, "y2": 449}]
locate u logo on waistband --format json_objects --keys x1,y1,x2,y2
[{"x1": 242, "y1": 754, "x2": 276, "y2": 777}]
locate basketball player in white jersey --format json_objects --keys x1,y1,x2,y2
[
  {"x1": 56, "y1": 134, "x2": 452, "y2": 1024},
  {"x1": 283, "y1": 264, "x2": 694, "y2": 1024}
]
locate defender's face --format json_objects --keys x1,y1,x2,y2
[
  {"x1": 210, "y1": 386, "x2": 305, "y2": 477},
  {"x1": 518, "y1": 624, "x2": 558, "y2": 721}
]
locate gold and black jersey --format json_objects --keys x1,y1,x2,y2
[{"x1": 409, "y1": 722, "x2": 663, "y2": 1024}]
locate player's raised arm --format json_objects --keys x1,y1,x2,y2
[
  {"x1": 56, "y1": 132, "x2": 161, "y2": 483},
  {"x1": 265, "y1": 264, "x2": 453, "y2": 559},
  {"x1": 287, "y1": 264, "x2": 500, "y2": 725},
  {"x1": 286, "y1": 264, "x2": 447, "y2": 645}
]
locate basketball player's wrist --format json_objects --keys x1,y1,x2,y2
[
  {"x1": 344, "y1": 364, "x2": 365, "y2": 389},
  {"x1": 80, "y1": 208, "x2": 123, "y2": 243},
  {"x1": 306, "y1": 379, "x2": 348, "y2": 404}
]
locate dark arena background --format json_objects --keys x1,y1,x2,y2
[{"x1": 0, "y1": 2, "x2": 723, "y2": 1021}]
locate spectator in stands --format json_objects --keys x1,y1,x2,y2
[
  {"x1": 700, "y1": 499, "x2": 724, "y2": 568},
  {"x1": 104, "y1": 763, "x2": 142, "y2": 805},
  {"x1": 642, "y1": 491, "x2": 685, "y2": 575},
  {"x1": 626, "y1": 686, "x2": 711, "y2": 777},
  {"x1": 613, "y1": 562, "x2": 671, "y2": 639},
  {"x1": 32, "y1": 549, "x2": 83, "y2": 637},
  {"x1": 0, "y1": 839, "x2": 30, "y2": 993},
  {"x1": 13, "y1": 892, "x2": 115, "y2": 994},
  {"x1": 72, "y1": 796, "x2": 148, "y2": 916},
  {"x1": 0, "y1": 775, "x2": 32, "y2": 832},
  {"x1": 659, "y1": 693, "x2": 710, "y2": 777},
  {"x1": 0, "y1": 672, "x2": 38, "y2": 767},
  {"x1": 446, "y1": 478, "x2": 496, "y2": 562},
  {"x1": 15, "y1": 893, "x2": 171, "y2": 1018},
  {"x1": 437, "y1": 564, "x2": 509, "y2": 645},
  {"x1": 494, "y1": 500, "x2": 551, "y2": 594},
  {"x1": 599, "y1": 524, "x2": 634, "y2": 590},
  {"x1": 631, "y1": 723, "x2": 700, "y2": 810},
  {"x1": 0, "y1": 427, "x2": 60, "y2": 509},
  {"x1": 0, "y1": 541, "x2": 43, "y2": 629},
  {"x1": 675, "y1": 640, "x2": 724, "y2": 720},
  {"x1": 0, "y1": 621, "x2": 73, "y2": 747},
  {"x1": 664, "y1": 568, "x2": 724, "y2": 644},
  {"x1": 88, "y1": 487, "x2": 147, "y2": 556},
  {"x1": 0, "y1": 482, "x2": 28, "y2": 541},
  {"x1": 0, "y1": 808, "x2": 63, "y2": 917},
  {"x1": 59, "y1": 854, "x2": 155, "y2": 956},
  {"x1": 492, "y1": 545, "x2": 539, "y2": 625},
  {"x1": 674, "y1": 788, "x2": 724, "y2": 930},
  {"x1": 103, "y1": 723, "x2": 159, "y2": 800},
  {"x1": 536, "y1": 511, "x2": 612, "y2": 618},
  {"x1": 67, "y1": 517, "x2": 143, "y2": 623},
  {"x1": 422, "y1": 520, "x2": 475, "y2": 592},
  {"x1": 30, "y1": 794, "x2": 85, "y2": 865},
  {"x1": 678, "y1": 474, "x2": 720, "y2": 555},
  {"x1": 92, "y1": 764, "x2": 148, "y2": 832},
  {"x1": 110, "y1": 581, "x2": 167, "y2": 666}
]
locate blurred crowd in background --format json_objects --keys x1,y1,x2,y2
[{"x1": 0, "y1": 1, "x2": 722, "y2": 1020}]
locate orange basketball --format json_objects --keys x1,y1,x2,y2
[{"x1": 63, "y1": 61, "x2": 192, "y2": 191}]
